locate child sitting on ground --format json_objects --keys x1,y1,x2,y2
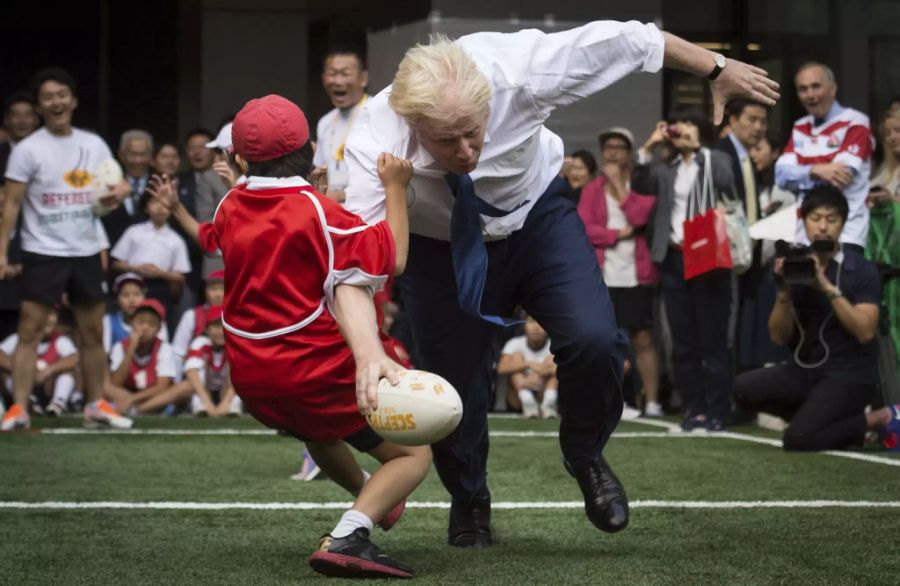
[
  {"x1": 171, "y1": 269, "x2": 224, "y2": 371},
  {"x1": 497, "y1": 314, "x2": 558, "y2": 419},
  {"x1": 181, "y1": 305, "x2": 240, "y2": 417},
  {"x1": 103, "y1": 299, "x2": 179, "y2": 415},
  {"x1": 149, "y1": 94, "x2": 429, "y2": 579},
  {"x1": 0, "y1": 308, "x2": 78, "y2": 415},
  {"x1": 103, "y1": 272, "x2": 169, "y2": 353}
]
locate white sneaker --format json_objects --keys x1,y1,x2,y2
[
  {"x1": 540, "y1": 404, "x2": 559, "y2": 419},
  {"x1": 227, "y1": 398, "x2": 242, "y2": 417},
  {"x1": 290, "y1": 449, "x2": 322, "y2": 481},
  {"x1": 521, "y1": 403, "x2": 540, "y2": 419},
  {"x1": 620, "y1": 405, "x2": 642, "y2": 421},
  {"x1": 644, "y1": 402, "x2": 663, "y2": 417},
  {"x1": 46, "y1": 400, "x2": 67, "y2": 417},
  {"x1": 190, "y1": 394, "x2": 208, "y2": 417},
  {"x1": 83, "y1": 400, "x2": 133, "y2": 429}
]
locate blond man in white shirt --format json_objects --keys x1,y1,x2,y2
[{"x1": 344, "y1": 22, "x2": 778, "y2": 547}]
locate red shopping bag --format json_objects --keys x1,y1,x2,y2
[
  {"x1": 683, "y1": 206, "x2": 733, "y2": 279},
  {"x1": 682, "y1": 148, "x2": 733, "y2": 280}
]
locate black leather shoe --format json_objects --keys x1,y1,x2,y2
[
  {"x1": 448, "y1": 495, "x2": 493, "y2": 547},
  {"x1": 566, "y1": 456, "x2": 629, "y2": 533}
]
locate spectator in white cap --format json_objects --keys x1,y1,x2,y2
[{"x1": 206, "y1": 122, "x2": 245, "y2": 188}]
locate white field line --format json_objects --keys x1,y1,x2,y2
[
  {"x1": 627, "y1": 418, "x2": 900, "y2": 469},
  {"x1": 2, "y1": 500, "x2": 900, "y2": 511},
  {"x1": 36, "y1": 429, "x2": 681, "y2": 439},
  {"x1": 31, "y1": 421, "x2": 900, "y2": 468}
]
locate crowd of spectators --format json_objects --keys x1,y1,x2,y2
[{"x1": 0, "y1": 51, "x2": 898, "y2": 452}]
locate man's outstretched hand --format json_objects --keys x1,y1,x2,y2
[{"x1": 711, "y1": 58, "x2": 780, "y2": 125}]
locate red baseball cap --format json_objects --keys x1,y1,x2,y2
[
  {"x1": 134, "y1": 299, "x2": 167, "y2": 322},
  {"x1": 206, "y1": 269, "x2": 225, "y2": 283},
  {"x1": 232, "y1": 95, "x2": 310, "y2": 162},
  {"x1": 205, "y1": 305, "x2": 224, "y2": 323}
]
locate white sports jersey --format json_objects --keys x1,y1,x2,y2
[
  {"x1": 313, "y1": 96, "x2": 369, "y2": 195},
  {"x1": 5, "y1": 127, "x2": 114, "y2": 256},
  {"x1": 501, "y1": 335, "x2": 552, "y2": 364}
]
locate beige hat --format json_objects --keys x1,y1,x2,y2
[{"x1": 598, "y1": 126, "x2": 635, "y2": 150}]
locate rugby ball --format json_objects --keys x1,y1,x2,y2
[
  {"x1": 367, "y1": 370, "x2": 463, "y2": 446},
  {"x1": 90, "y1": 159, "x2": 124, "y2": 217}
]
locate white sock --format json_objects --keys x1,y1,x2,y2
[
  {"x1": 351, "y1": 470, "x2": 372, "y2": 497},
  {"x1": 52, "y1": 374, "x2": 76, "y2": 406},
  {"x1": 331, "y1": 509, "x2": 374, "y2": 538},
  {"x1": 541, "y1": 389, "x2": 558, "y2": 411},
  {"x1": 518, "y1": 389, "x2": 538, "y2": 409}
]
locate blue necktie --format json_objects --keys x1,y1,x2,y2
[{"x1": 445, "y1": 173, "x2": 525, "y2": 326}]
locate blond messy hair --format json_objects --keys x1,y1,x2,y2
[{"x1": 389, "y1": 34, "x2": 492, "y2": 133}]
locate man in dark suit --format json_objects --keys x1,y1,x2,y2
[
  {"x1": 102, "y1": 129, "x2": 154, "y2": 246},
  {"x1": 717, "y1": 98, "x2": 784, "y2": 372},
  {"x1": 718, "y1": 98, "x2": 767, "y2": 223}
]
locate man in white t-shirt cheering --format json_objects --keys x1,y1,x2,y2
[
  {"x1": 0, "y1": 67, "x2": 132, "y2": 431},
  {"x1": 312, "y1": 46, "x2": 369, "y2": 203}
]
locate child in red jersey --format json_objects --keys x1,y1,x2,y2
[
  {"x1": 102, "y1": 299, "x2": 181, "y2": 418},
  {"x1": 181, "y1": 305, "x2": 240, "y2": 417},
  {"x1": 149, "y1": 95, "x2": 428, "y2": 580},
  {"x1": 0, "y1": 308, "x2": 78, "y2": 415}
]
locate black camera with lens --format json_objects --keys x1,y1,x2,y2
[{"x1": 775, "y1": 239, "x2": 837, "y2": 286}]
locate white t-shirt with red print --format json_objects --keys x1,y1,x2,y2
[{"x1": 5, "y1": 127, "x2": 114, "y2": 257}]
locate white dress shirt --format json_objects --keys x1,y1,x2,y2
[
  {"x1": 344, "y1": 20, "x2": 665, "y2": 240},
  {"x1": 670, "y1": 156, "x2": 700, "y2": 245},
  {"x1": 110, "y1": 220, "x2": 192, "y2": 273}
]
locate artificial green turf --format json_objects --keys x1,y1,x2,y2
[{"x1": 2, "y1": 416, "x2": 899, "y2": 584}]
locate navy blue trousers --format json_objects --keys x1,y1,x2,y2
[
  {"x1": 398, "y1": 180, "x2": 627, "y2": 504},
  {"x1": 660, "y1": 249, "x2": 733, "y2": 420}
]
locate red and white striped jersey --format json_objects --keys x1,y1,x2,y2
[
  {"x1": 184, "y1": 335, "x2": 229, "y2": 392},
  {"x1": 776, "y1": 105, "x2": 874, "y2": 246}
]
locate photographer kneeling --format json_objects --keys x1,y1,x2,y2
[{"x1": 734, "y1": 184, "x2": 881, "y2": 451}]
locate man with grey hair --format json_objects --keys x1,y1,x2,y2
[
  {"x1": 345, "y1": 21, "x2": 779, "y2": 548},
  {"x1": 104, "y1": 128, "x2": 154, "y2": 245},
  {"x1": 775, "y1": 62, "x2": 873, "y2": 251}
]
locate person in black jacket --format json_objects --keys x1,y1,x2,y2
[{"x1": 632, "y1": 106, "x2": 738, "y2": 432}]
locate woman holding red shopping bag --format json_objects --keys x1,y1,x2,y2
[{"x1": 633, "y1": 106, "x2": 738, "y2": 432}]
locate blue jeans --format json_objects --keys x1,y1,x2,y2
[{"x1": 398, "y1": 180, "x2": 627, "y2": 504}]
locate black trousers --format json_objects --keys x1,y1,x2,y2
[
  {"x1": 660, "y1": 249, "x2": 733, "y2": 420},
  {"x1": 399, "y1": 187, "x2": 627, "y2": 504},
  {"x1": 734, "y1": 364, "x2": 875, "y2": 451}
]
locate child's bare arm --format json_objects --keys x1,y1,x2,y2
[
  {"x1": 333, "y1": 283, "x2": 401, "y2": 416},
  {"x1": 148, "y1": 174, "x2": 201, "y2": 244},
  {"x1": 185, "y1": 368, "x2": 216, "y2": 413},
  {"x1": 376, "y1": 153, "x2": 412, "y2": 275},
  {"x1": 497, "y1": 352, "x2": 531, "y2": 375}
]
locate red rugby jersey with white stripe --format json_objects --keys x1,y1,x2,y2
[
  {"x1": 776, "y1": 106, "x2": 873, "y2": 246},
  {"x1": 196, "y1": 176, "x2": 395, "y2": 397}
]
